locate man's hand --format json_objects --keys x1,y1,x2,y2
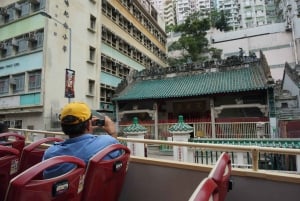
[{"x1": 91, "y1": 116, "x2": 117, "y2": 138}]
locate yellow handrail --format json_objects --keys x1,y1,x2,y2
[{"x1": 9, "y1": 128, "x2": 300, "y2": 172}]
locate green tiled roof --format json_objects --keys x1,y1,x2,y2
[{"x1": 114, "y1": 66, "x2": 268, "y2": 101}]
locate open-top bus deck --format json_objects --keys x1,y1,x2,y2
[{"x1": 1, "y1": 129, "x2": 300, "y2": 201}]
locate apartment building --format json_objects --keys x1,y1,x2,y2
[
  {"x1": 210, "y1": 0, "x2": 300, "y2": 79},
  {"x1": 0, "y1": 0, "x2": 167, "y2": 130},
  {"x1": 152, "y1": 0, "x2": 281, "y2": 29},
  {"x1": 163, "y1": 0, "x2": 176, "y2": 26},
  {"x1": 149, "y1": 0, "x2": 165, "y2": 16},
  {"x1": 217, "y1": 0, "x2": 280, "y2": 30}
]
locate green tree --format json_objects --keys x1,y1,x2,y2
[
  {"x1": 210, "y1": 9, "x2": 232, "y2": 32},
  {"x1": 168, "y1": 41, "x2": 182, "y2": 51},
  {"x1": 165, "y1": 24, "x2": 175, "y2": 34},
  {"x1": 172, "y1": 12, "x2": 210, "y2": 62}
]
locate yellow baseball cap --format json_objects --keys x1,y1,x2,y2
[{"x1": 59, "y1": 102, "x2": 91, "y2": 124}]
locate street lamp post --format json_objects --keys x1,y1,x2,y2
[{"x1": 40, "y1": 11, "x2": 73, "y2": 102}]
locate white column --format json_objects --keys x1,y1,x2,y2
[
  {"x1": 210, "y1": 98, "x2": 216, "y2": 138},
  {"x1": 296, "y1": 155, "x2": 300, "y2": 173},
  {"x1": 127, "y1": 134, "x2": 145, "y2": 157},
  {"x1": 154, "y1": 103, "x2": 158, "y2": 140},
  {"x1": 173, "y1": 134, "x2": 190, "y2": 162}
]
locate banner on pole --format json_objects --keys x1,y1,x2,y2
[{"x1": 65, "y1": 69, "x2": 75, "y2": 98}]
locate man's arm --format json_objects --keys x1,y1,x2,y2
[{"x1": 103, "y1": 116, "x2": 118, "y2": 138}]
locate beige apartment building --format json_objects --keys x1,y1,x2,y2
[{"x1": 0, "y1": 0, "x2": 167, "y2": 130}]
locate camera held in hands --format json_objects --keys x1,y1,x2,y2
[{"x1": 92, "y1": 113, "x2": 105, "y2": 126}]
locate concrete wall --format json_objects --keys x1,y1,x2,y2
[
  {"x1": 209, "y1": 23, "x2": 296, "y2": 80},
  {"x1": 282, "y1": 73, "x2": 300, "y2": 105},
  {"x1": 120, "y1": 157, "x2": 300, "y2": 201},
  {"x1": 167, "y1": 23, "x2": 299, "y2": 80}
]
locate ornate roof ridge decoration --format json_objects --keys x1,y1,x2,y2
[
  {"x1": 114, "y1": 51, "x2": 275, "y2": 101},
  {"x1": 168, "y1": 115, "x2": 193, "y2": 134},
  {"x1": 134, "y1": 55, "x2": 260, "y2": 81},
  {"x1": 115, "y1": 53, "x2": 262, "y2": 95}
]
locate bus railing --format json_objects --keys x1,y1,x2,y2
[{"x1": 8, "y1": 128, "x2": 300, "y2": 173}]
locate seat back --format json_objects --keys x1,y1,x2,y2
[
  {"x1": 19, "y1": 137, "x2": 63, "y2": 173},
  {"x1": 0, "y1": 145, "x2": 20, "y2": 201},
  {"x1": 5, "y1": 155, "x2": 85, "y2": 201},
  {"x1": 0, "y1": 132, "x2": 25, "y2": 154},
  {"x1": 82, "y1": 144, "x2": 130, "y2": 201},
  {"x1": 208, "y1": 152, "x2": 232, "y2": 201},
  {"x1": 188, "y1": 177, "x2": 219, "y2": 201}
]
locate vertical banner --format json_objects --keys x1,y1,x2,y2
[{"x1": 65, "y1": 69, "x2": 75, "y2": 98}]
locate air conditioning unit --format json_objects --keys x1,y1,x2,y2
[
  {"x1": 11, "y1": 39, "x2": 19, "y2": 47},
  {"x1": 14, "y1": 3, "x2": 21, "y2": 11},
  {"x1": 0, "y1": 42, "x2": 7, "y2": 50},
  {"x1": 0, "y1": 8, "x2": 8, "y2": 16}
]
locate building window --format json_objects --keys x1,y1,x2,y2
[
  {"x1": 14, "y1": 120, "x2": 22, "y2": 129},
  {"x1": 0, "y1": 77, "x2": 9, "y2": 94},
  {"x1": 3, "y1": 121, "x2": 10, "y2": 128},
  {"x1": 30, "y1": 31, "x2": 44, "y2": 49},
  {"x1": 1, "y1": 43, "x2": 14, "y2": 58},
  {"x1": 18, "y1": 39, "x2": 29, "y2": 53},
  {"x1": 4, "y1": 7, "x2": 15, "y2": 23},
  {"x1": 90, "y1": 15, "x2": 96, "y2": 30},
  {"x1": 30, "y1": 0, "x2": 45, "y2": 11},
  {"x1": 20, "y1": 2, "x2": 30, "y2": 17},
  {"x1": 281, "y1": 102, "x2": 288, "y2": 108},
  {"x1": 0, "y1": 42, "x2": 8, "y2": 58},
  {"x1": 28, "y1": 71, "x2": 41, "y2": 90},
  {"x1": 12, "y1": 74, "x2": 25, "y2": 93},
  {"x1": 89, "y1": 46, "x2": 96, "y2": 61},
  {"x1": 88, "y1": 79, "x2": 95, "y2": 95}
]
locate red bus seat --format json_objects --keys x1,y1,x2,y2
[
  {"x1": 208, "y1": 152, "x2": 232, "y2": 201},
  {"x1": 0, "y1": 145, "x2": 20, "y2": 201},
  {"x1": 188, "y1": 177, "x2": 219, "y2": 201},
  {"x1": 5, "y1": 155, "x2": 85, "y2": 201},
  {"x1": 19, "y1": 137, "x2": 63, "y2": 173},
  {"x1": 0, "y1": 132, "x2": 25, "y2": 154},
  {"x1": 81, "y1": 144, "x2": 130, "y2": 201}
]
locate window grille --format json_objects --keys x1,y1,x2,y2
[
  {"x1": 0, "y1": 77, "x2": 9, "y2": 94},
  {"x1": 20, "y1": 2, "x2": 30, "y2": 16},
  {"x1": 18, "y1": 39, "x2": 29, "y2": 52},
  {"x1": 28, "y1": 71, "x2": 41, "y2": 90}
]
